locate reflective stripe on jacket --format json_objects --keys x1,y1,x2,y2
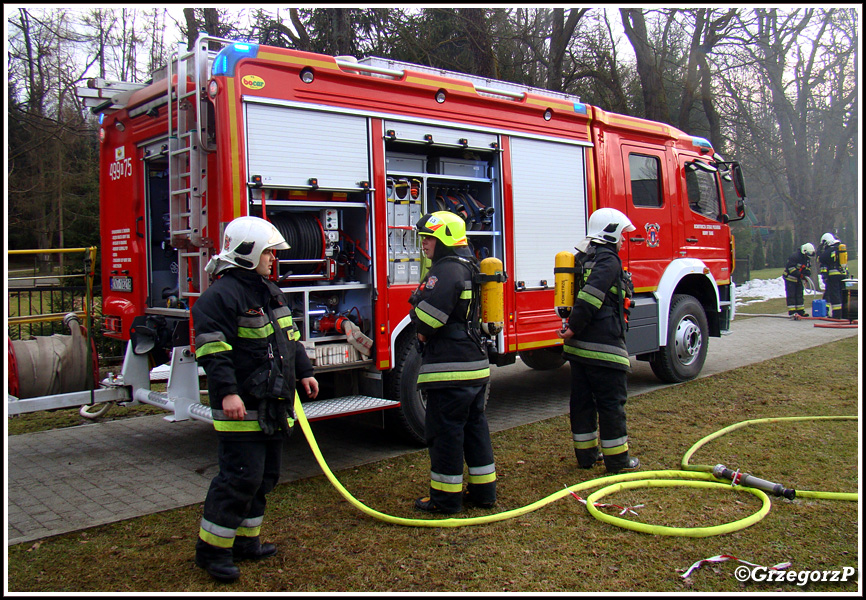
[
  {"x1": 563, "y1": 243, "x2": 631, "y2": 372},
  {"x1": 191, "y1": 268, "x2": 313, "y2": 437},
  {"x1": 410, "y1": 251, "x2": 490, "y2": 389}
]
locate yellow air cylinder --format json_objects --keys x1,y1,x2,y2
[
  {"x1": 554, "y1": 251, "x2": 576, "y2": 326},
  {"x1": 838, "y1": 243, "x2": 848, "y2": 267},
  {"x1": 480, "y1": 257, "x2": 505, "y2": 336}
]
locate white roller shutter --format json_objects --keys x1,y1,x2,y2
[
  {"x1": 245, "y1": 103, "x2": 370, "y2": 190},
  {"x1": 510, "y1": 137, "x2": 587, "y2": 289}
]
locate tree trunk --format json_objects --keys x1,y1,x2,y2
[{"x1": 620, "y1": 8, "x2": 668, "y2": 122}]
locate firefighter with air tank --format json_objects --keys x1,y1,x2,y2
[
  {"x1": 555, "y1": 208, "x2": 640, "y2": 474},
  {"x1": 408, "y1": 211, "x2": 503, "y2": 514},
  {"x1": 818, "y1": 232, "x2": 849, "y2": 319}
]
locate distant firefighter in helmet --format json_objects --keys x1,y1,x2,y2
[
  {"x1": 817, "y1": 232, "x2": 849, "y2": 319},
  {"x1": 558, "y1": 207, "x2": 640, "y2": 474},
  {"x1": 782, "y1": 242, "x2": 815, "y2": 317}
]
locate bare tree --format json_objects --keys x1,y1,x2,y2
[
  {"x1": 8, "y1": 8, "x2": 97, "y2": 261},
  {"x1": 720, "y1": 8, "x2": 857, "y2": 244},
  {"x1": 620, "y1": 8, "x2": 670, "y2": 122},
  {"x1": 676, "y1": 9, "x2": 736, "y2": 150}
]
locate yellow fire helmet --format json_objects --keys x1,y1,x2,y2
[{"x1": 416, "y1": 211, "x2": 468, "y2": 247}]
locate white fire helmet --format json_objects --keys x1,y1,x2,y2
[
  {"x1": 819, "y1": 232, "x2": 838, "y2": 248},
  {"x1": 586, "y1": 208, "x2": 636, "y2": 245},
  {"x1": 205, "y1": 216, "x2": 289, "y2": 275},
  {"x1": 800, "y1": 243, "x2": 815, "y2": 256}
]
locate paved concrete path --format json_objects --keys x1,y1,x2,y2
[{"x1": 6, "y1": 315, "x2": 857, "y2": 546}]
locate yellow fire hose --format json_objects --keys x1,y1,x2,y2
[{"x1": 293, "y1": 398, "x2": 857, "y2": 536}]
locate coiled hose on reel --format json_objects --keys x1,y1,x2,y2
[{"x1": 269, "y1": 213, "x2": 325, "y2": 276}]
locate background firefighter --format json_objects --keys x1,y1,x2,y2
[
  {"x1": 558, "y1": 208, "x2": 640, "y2": 474},
  {"x1": 191, "y1": 216, "x2": 319, "y2": 583},
  {"x1": 818, "y1": 232, "x2": 848, "y2": 319},
  {"x1": 783, "y1": 243, "x2": 815, "y2": 316},
  {"x1": 409, "y1": 211, "x2": 497, "y2": 514}
]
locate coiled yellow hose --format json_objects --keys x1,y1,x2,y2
[{"x1": 294, "y1": 398, "x2": 857, "y2": 535}]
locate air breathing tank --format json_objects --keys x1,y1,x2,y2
[
  {"x1": 554, "y1": 251, "x2": 576, "y2": 330},
  {"x1": 479, "y1": 257, "x2": 505, "y2": 336}
]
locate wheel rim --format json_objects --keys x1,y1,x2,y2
[{"x1": 674, "y1": 316, "x2": 702, "y2": 366}]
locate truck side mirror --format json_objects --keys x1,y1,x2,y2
[{"x1": 731, "y1": 163, "x2": 747, "y2": 199}]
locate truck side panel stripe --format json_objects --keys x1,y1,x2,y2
[{"x1": 227, "y1": 78, "x2": 242, "y2": 218}]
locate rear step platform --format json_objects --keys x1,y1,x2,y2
[{"x1": 302, "y1": 395, "x2": 400, "y2": 421}]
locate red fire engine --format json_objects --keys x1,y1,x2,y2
[{"x1": 64, "y1": 36, "x2": 746, "y2": 442}]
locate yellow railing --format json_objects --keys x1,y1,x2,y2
[{"x1": 7, "y1": 247, "x2": 97, "y2": 336}]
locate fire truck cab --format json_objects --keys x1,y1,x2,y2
[{"x1": 86, "y1": 36, "x2": 746, "y2": 443}]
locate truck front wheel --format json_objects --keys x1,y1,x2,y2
[
  {"x1": 650, "y1": 294, "x2": 708, "y2": 383},
  {"x1": 384, "y1": 335, "x2": 427, "y2": 446}
]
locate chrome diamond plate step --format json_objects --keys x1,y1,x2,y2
[{"x1": 301, "y1": 395, "x2": 399, "y2": 421}]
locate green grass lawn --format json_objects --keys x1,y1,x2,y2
[{"x1": 6, "y1": 332, "x2": 858, "y2": 593}]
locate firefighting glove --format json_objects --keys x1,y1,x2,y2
[
  {"x1": 257, "y1": 398, "x2": 294, "y2": 439},
  {"x1": 257, "y1": 398, "x2": 277, "y2": 436}
]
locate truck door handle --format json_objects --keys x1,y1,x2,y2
[
  {"x1": 686, "y1": 237, "x2": 698, "y2": 243},
  {"x1": 629, "y1": 236, "x2": 645, "y2": 243}
]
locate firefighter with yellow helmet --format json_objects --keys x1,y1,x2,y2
[
  {"x1": 557, "y1": 207, "x2": 640, "y2": 474},
  {"x1": 409, "y1": 211, "x2": 496, "y2": 514}
]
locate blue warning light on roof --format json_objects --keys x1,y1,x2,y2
[
  {"x1": 692, "y1": 136, "x2": 713, "y2": 150},
  {"x1": 212, "y1": 42, "x2": 260, "y2": 77},
  {"x1": 573, "y1": 102, "x2": 588, "y2": 115}
]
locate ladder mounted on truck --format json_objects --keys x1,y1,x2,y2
[{"x1": 165, "y1": 36, "x2": 232, "y2": 304}]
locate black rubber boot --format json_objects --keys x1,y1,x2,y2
[
  {"x1": 605, "y1": 456, "x2": 640, "y2": 475},
  {"x1": 576, "y1": 447, "x2": 603, "y2": 469},
  {"x1": 414, "y1": 496, "x2": 462, "y2": 514},
  {"x1": 195, "y1": 542, "x2": 240, "y2": 583},
  {"x1": 463, "y1": 490, "x2": 496, "y2": 509},
  {"x1": 233, "y1": 537, "x2": 277, "y2": 562}
]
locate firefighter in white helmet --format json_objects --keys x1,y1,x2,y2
[
  {"x1": 409, "y1": 211, "x2": 496, "y2": 514},
  {"x1": 192, "y1": 216, "x2": 319, "y2": 583},
  {"x1": 817, "y1": 232, "x2": 848, "y2": 318},
  {"x1": 783, "y1": 242, "x2": 815, "y2": 316},
  {"x1": 557, "y1": 207, "x2": 640, "y2": 474}
]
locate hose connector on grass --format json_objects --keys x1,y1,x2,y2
[{"x1": 713, "y1": 464, "x2": 796, "y2": 500}]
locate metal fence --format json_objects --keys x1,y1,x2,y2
[{"x1": 7, "y1": 248, "x2": 124, "y2": 367}]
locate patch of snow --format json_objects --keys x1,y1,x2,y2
[{"x1": 734, "y1": 276, "x2": 820, "y2": 306}]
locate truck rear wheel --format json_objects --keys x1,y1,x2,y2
[
  {"x1": 650, "y1": 294, "x2": 708, "y2": 383},
  {"x1": 384, "y1": 335, "x2": 427, "y2": 446},
  {"x1": 518, "y1": 347, "x2": 566, "y2": 370}
]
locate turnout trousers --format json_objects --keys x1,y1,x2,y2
[
  {"x1": 569, "y1": 360, "x2": 631, "y2": 471},
  {"x1": 824, "y1": 274, "x2": 845, "y2": 318},
  {"x1": 424, "y1": 384, "x2": 497, "y2": 512},
  {"x1": 196, "y1": 436, "x2": 282, "y2": 558},
  {"x1": 784, "y1": 279, "x2": 805, "y2": 315}
]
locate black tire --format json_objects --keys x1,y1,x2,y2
[
  {"x1": 384, "y1": 335, "x2": 427, "y2": 446},
  {"x1": 518, "y1": 347, "x2": 566, "y2": 370},
  {"x1": 650, "y1": 294, "x2": 708, "y2": 383}
]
